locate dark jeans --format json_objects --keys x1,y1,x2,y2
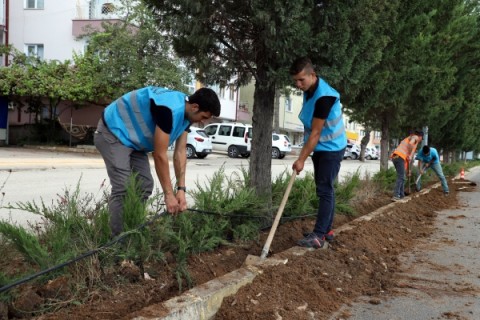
[
  {"x1": 392, "y1": 156, "x2": 406, "y2": 198},
  {"x1": 311, "y1": 148, "x2": 345, "y2": 237}
]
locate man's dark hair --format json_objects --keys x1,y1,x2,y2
[
  {"x1": 414, "y1": 130, "x2": 424, "y2": 137},
  {"x1": 189, "y1": 88, "x2": 221, "y2": 117},
  {"x1": 289, "y1": 57, "x2": 315, "y2": 75},
  {"x1": 422, "y1": 145, "x2": 430, "y2": 154}
]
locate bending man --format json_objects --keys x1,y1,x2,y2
[
  {"x1": 390, "y1": 130, "x2": 423, "y2": 201},
  {"x1": 94, "y1": 86, "x2": 221, "y2": 236},
  {"x1": 415, "y1": 145, "x2": 449, "y2": 195}
]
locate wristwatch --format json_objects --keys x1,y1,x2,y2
[{"x1": 176, "y1": 186, "x2": 187, "y2": 192}]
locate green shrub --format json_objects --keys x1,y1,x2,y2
[
  {"x1": 0, "y1": 222, "x2": 49, "y2": 268},
  {"x1": 372, "y1": 168, "x2": 397, "y2": 192},
  {"x1": 273, "y1": 170, "x2": 318, "y2": 219},
  {"x1": 335, "y1": 171, "x2": 361, "y2": 215}
]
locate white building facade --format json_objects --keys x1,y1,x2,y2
[
  {"x1": 2, "y1": 0, "x2": 239, "y2": 143},
  {"x1": 8, "y1": 0, "x2": 128, "y2": 62}
]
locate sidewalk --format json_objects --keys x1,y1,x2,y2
[{"x1": 329, "y1": 167, "x2": 480, "y2": 320}]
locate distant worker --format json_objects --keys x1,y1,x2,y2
[
  {"x1": 94, "y1": 86, "x2": 221, "y2": 237},
  {"x1": 415, "y1": 145, "x2": 449, "y2": 195},
  {"x1": 390, "y1": 130, "x2": 424, "y2": 201},
  {"x1": 289, "y1": 57, "x2": 347, "y2": 249}
]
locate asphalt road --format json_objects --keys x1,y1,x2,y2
[
  {"x1": 329, "y1": 167, "x2": 480, "y2": 320},
  {"x1": 0, "y1": 146, "x2": 381, "y2": 227}
]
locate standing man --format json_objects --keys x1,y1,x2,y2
[
  {"x1": 290, "y1": 57, "x2": 347, "y2": 249},
  {"x1": 94, "y1": 86, "x2": 221, "y2": 236},
  {"x1": 415, "y1": 145, "x2": 449, "y2": 195},
  {"x1": 390, "y1": 130, "x2": 423, "y2": 201}
]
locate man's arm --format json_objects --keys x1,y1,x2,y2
[
  {"x1": 152, "y1": 126, "x2": 178, "y2": 214},
  {"x1": 173, "y1": 131, "x2": 188, "y2": 211},
  {"x1": 408, "y1": 136, "x2": 420, "y2": 160},
  {"x1": 293, "y1": 117, "x2": 324, "y2": 173}
]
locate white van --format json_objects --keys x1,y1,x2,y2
[{"x1": 203, "y1": 122, "x2": 252, "y2": 158}]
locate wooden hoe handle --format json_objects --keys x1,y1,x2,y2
[{"x1": 260, "y1": 171, "x2": 297, "y2": 259}]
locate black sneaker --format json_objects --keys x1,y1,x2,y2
[
  {"x1": 298, "y1": 233, "x2": 327, "y2": 249},
  {"x1": 325, "y1": 230, "x2": 335, "y2": 242},
  {"x1": 302, "y1": 230, "x2": 335, "y2": 242}
]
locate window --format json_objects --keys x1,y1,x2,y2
[
  {"x1": 25, "y1": 44, "x2": 44, "y2": 59},
  {"x1": 219, "y1": 125, "x2": 232, "y2": 136},
  {"x1": 232, "y1": 126, "x2": 245, "y2": 138},
  {"x1": 219, "y1": 87, "x2": 225, "y2": 99},
  {"x1": 229, "y1": 87, "x2": 236, "y2": 101},
  {"x1": 285, "y1": 97, "x2": 292, "y2": 112},
  {"x1": 101, "y1": 3, "x2": 115, "y2": 14},
  {"x1": 204, "y1": 125, "x2": 218, "y2": 136},
  {"x1": 25, "y1": 0, "x2": 44, "y2": 9}
]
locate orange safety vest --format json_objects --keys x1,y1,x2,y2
[{"x1": 391, "y1": 134, "x2": 421, "y2": 169}]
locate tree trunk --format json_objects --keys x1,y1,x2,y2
[
  {"x1": 380, "y1": 115, "x2": 390, "y2": 170},
  {"x1": 250, "y1": 80, "x2": 275, "y2": 212},
  {"x1": 359, "y1": 129, "x2": 371, "y2": 162}
]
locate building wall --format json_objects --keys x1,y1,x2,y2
[
  {"x1": 238, "y1": 80, "x2": 305, "y2": 145},
  {"x1": 9, "y1": 0, "x2": 87, "y2": 62}
]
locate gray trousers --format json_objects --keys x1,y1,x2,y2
[{"x1": 94, "y1": 119, "x2": 154, "y2": 236}]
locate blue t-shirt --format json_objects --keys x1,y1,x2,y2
[{"x1": 416, "y1": 147, "x2": 440, "y2": 164}]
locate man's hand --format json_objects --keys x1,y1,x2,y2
[
  {"x1": 292, "y1": 159, "x2": 305, "y2": 174},
  {"x1": 176, "y1": 191, "x2": 187, "y2": 212},
  {"x1": 165, "y1": 192, "x2": 180, "y2": 215}
]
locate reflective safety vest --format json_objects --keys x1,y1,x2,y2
[
  {"x1": 392, "y1": 135, "x2": 421, "y2": 161},
  {"x1": 103, "y1": 86, "x2": 190, "y2": 152},
  {"x1": 299, "y1": 78, "x2": 347, "y2": 152}
]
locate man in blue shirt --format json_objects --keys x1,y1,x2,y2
[
  {"x1": 95, "y1": 87, "x2": 220, "y2": 236},
  {"x1": 290, "y1": 57, "x2": 347, "y2": 249},
  {"x1": 415, "y1": 145, "x2": 449, "y2": 195}
]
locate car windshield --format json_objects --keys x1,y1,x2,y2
[{"x1": 284, "y1": 135, "x2": 291, "y2": 142}]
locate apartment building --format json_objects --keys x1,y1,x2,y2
[
  {"x1": 7, "y1": 0, "x2": 125, "y2": 62},
  {"x1": 1, "y1": 0, "x2": 239, "y2": 144}
]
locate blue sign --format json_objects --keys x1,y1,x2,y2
[{"x1": 0, "y1": 97, "x2": 8, "y2": 129}]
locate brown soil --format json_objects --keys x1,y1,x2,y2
[{"x1": 4, "y1": 180, "x2": 474, "y2": 320}]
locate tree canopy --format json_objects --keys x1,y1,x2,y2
[{"x1": 143, "y1": 0, "x2": 394, "y2": 201}]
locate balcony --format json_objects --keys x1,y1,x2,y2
[{"x1": 72, "y1": 0, "x2": 123, "y2": 37}]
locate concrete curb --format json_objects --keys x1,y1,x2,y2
[
  {"x1": 23, "y1": 144, "x2": 99, "y2": 154},
  {"x1": 131, "y1": 180, "x2": 453, "y2": 320}
]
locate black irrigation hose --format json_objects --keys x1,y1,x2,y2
[
  {"x1": 187, "y1": 208, "x2": 267, "y2": 219},
  {"x1": 0, "y1": 207, "x2": 316, "y2": 294},
  {"x1": 187, "y1": 208, "x2": 317, "y2": 228},
  {"x1": 0, "y1": 210, "x2": 167, "y2": 294}
]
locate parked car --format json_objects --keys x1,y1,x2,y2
[
  {"x1": 365, "y1": 146, "x2": 379, "y2": 160},
  {"x1": 186, "y1": 127, "x2": 212, "y2": 159},
  {"x1": 344, "y1": 143, "x2": 360, "y2": 160},
  {"x1": 272, "y1": 133, "x2": 292, "y2": 159},
  {"x1": 203, "y1": 122, "x2": 252, "y2": 158}
]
